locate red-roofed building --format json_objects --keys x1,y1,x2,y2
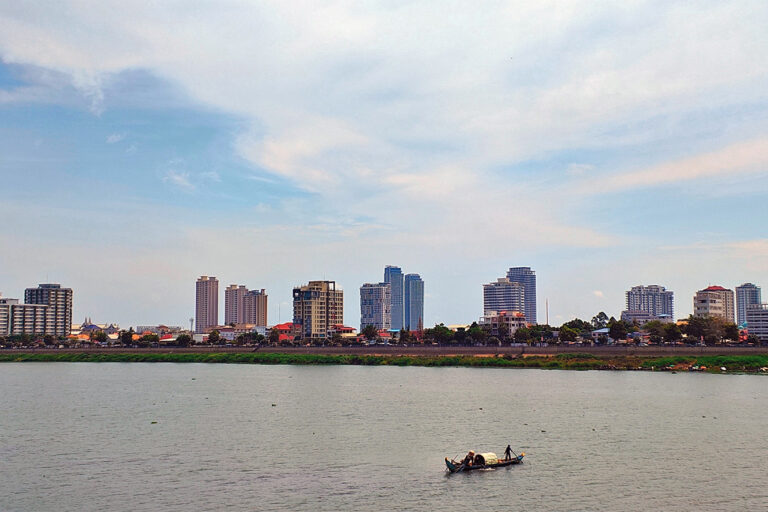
[{"x1": 694, "y1": 286, "x2": 735, "y2": 323}]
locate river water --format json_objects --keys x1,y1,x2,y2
[{"x1": 1, "y1": 363, "x2": 766, "y2": 511}]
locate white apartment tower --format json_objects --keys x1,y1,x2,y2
[{"x1": 360, "y1": 282, "x2": 392, "y2": 331}]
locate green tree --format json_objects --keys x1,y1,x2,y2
[
  {"x1": 591, "y1": 312, "x2": 609, "y2": 329},
  {"x1": 268, "y1": 329, "x2": 280, "y2": 345},
  {"x1": 608, "y1": 319, "x2": 629, "y2": 341},
  {"x1": 644, "y1": 321, "x2": 665, "y2": 344},
  {"x1": 398, "y1": 328, "x2": 410, "y2": 344},
  {"x1": 430, "y1": 323, "x2": 454, "y2": 345},
  {"x1": 563, "y1": 318, "x2": 592, "y2": 333},
  {"x1": 514, "y1": 326, "x2": 532, "y2": 344},
  {"x1": 558, "y1": 325, "x2": 579, "y2": 343},
  {"x1": 723, "y1": 323, "x2": 740, "y2": 342},
  {"x1": 497, "y1": 323, "x2": 509, "y2": 341},
  {"x1": 362, "y1": 324, "x2": 379, "y2": 341},
  {"x1": 43, "y1": 334, "x2": 57, "y2": 346},
  {"x1": 120, "y1": 328, "x2": 135, "y2": 346},
  {"x1": 331, "y1": 332, "x2": 343, "y2": 346},
  {"x1": 662, "y1": 323, "x2": 682, "y2": 344},
  {"x1": 92, "y1": 331, "x2": 108, "y2": 344},
  {"x1": 208, "y1": 330, "x2": 221, "y2": 344},
  {"x1": 176, "y1": 333, "x2": 192, "y2": 346},
  {"x1": 467, "y1": 322, "x2": 486, "y2": 345}
]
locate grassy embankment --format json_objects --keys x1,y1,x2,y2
[{"x1": 1, "y1": 352, "x2": 768, "y2": 372}]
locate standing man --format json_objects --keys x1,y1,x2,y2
[{"x1": 504, "y1": 445, "x2": 513, "y2": 460}]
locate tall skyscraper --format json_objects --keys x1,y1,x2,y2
[
  {"x1": 293, "y1": 280, "x2": 344, "y2": 340},
  {"x1": 736, "y1": 283, "x2": 762, "y2": 326},
  {"x1": 359, "y1": 282, "x2": 391, "y2": 331},
  {"x1": 483, "y1": 278, "x2": 525, "y2": 316},
  {"x1": 622, "y1": 285, "x2": 674, "y2": 323},
  {"x1": 195, "y1": 276, "x2": 219, "y2": 333},
  {"x1": 404, "y1": 273, "x2": 424, "y2": 331},
  {"x1": 243, "y1": 288, "x2": 268, "y2": 326},
  {"x1": 24, "y1": 283, "x2": 73, "y2": 337},
  {"x1": 384, "y1": 266, "x2": 404, "y2": 330},
  {"x1": 694, "y1": 285, "x2": 735, "y2": 323},
  {"x1": 224, "y1": 284, "x2": 248, "y2": 325},
  {"x1": 506, "y1": 267, "x2": 537, "y2": 324}
]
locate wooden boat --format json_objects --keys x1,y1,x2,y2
[{"x1": 445, "y1": 451, "x2": 524, "y2": 473}]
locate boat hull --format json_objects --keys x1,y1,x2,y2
[{"x1": 445, "y1": 455, "x2": 523, "y2": 473}]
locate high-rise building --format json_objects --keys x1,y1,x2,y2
[
  {"x1": 24, "y1": 283, "x2": 73, "y2": 337},
  {"x1": 195, "y1": 276, "x2": 219, "y2": 333},
  {"x1": 694, "y1": 286, "x2": 735, "y2": 323},
  {"x1": 746, "y1": 304, "x2": 768, "y2": 343},
  {"x1": 506, "y1": 267, "x2": 537, "y2": 324},
  {"x1": 404, "y1": 273, "x2": 424, "y2": 331},
  {"x1": 384, "y1": 266, "x2": 404, "y2": 330},
  {"x1": 736, "y1": 283, "x2": 762, "y2": 326},
  {"x1": 360, "y1": 282, "x2": 391, "y2": 331},
  {"x1": 243, "y1": 288, "x2": 268, "y2": 326},
  {"x1": 293, "y1": 280, "x2": 344, "y2": 340},
  {"x1": 621, "y1": 285, "x2": 674, "y2": 324},
  {"x1": 483, "y1": 278, "x2": 525, "y2": 316},
  {"x1": 224, "y1": 284, "x2": 248, "y2": 325}
]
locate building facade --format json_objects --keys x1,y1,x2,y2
[
  {"x1": 404, "y1": 273, "x2": 424, "y2": 331},
  {"x1": 384, "y1": 266, "x2": 404, "y2": 330},
  {"x1": 224, "y1": 284, "x2": 248, "y2": 325},
  {"x1": 195, "y1": 276, "x2": 219, "y2": 333},
  {"x1": 293, "y1": 280, "x2": 344, "y2": 340},
  {"x1": 1, "y1": 287, "x2": 70, "y2": 337},
  {"x1": 736, "y1": 283, "x2": 762, "y2": 326},
  {"x1": 0, "y1": 297, "x2": 48, "y2": 336},
  {"x1": 745, "y1": 304, "x2": 768, "y2": 343},
  {"x1": 621, "y1": 285, "x2": 674, "y2": 324},
  {"x1": 243, "y1": 289, "x2": 268, "y2": 326},
  {"x1": 479, "y1": 310, "x2": 527, "y2": 338},
  {"x1": 24, "y1": 283, "x2": 73, "y2": 337},
  {"x1": 483, "y1": 278, "x2": 525, "y2": 316},
  {"x1": 224, "y1": 285, "x2": 267, "y2": 326},
  {"x1": 359, "y1": 282, "x2": 391, "y2": 331},
  {"x1": 693, "y1": 286, "x2": 735, "y2": 323},
  {"x1": 506, "y1": 267, "x2": 537, "y2": 324}
]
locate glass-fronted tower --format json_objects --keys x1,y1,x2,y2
[
  {"x1": 506, "y1": 267, "x2": 536, "y2": 324},
  {"x1": 404, "y1": 274, "x2": 424, "y2": 331},
  {"x1": 384, "y1": 266, "x2": 404, "y2": 330}
]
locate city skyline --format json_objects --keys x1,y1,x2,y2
[{"x1": 1, "y1": 3, "x2": 768, "y2": 328}]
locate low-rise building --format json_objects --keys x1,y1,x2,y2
[
  {"x1": 478, "y1": 310, "x2": 527, "y2": 338},
  {"x1": 620, "y1": 310, "x2": 674, "y2": 325}
]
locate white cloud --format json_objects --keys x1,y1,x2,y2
[
  {"x1": 162, "y1": 170, "x2": 194, "y2": 191},
  {"x1": 106, "y1": 132, "x2": 125, "y2": 144},
  {"x1": 593, "y1": 290, "x2": 604, "y2": 298},
  {"x1": 595, "y1": 137, "x2": 768, "y2": 193}
]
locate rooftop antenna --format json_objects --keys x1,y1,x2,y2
[
  {"x1": 546, "y1": 298, "x2": 549, "y2": 326},
  {"x1": 189, "y1": 317, "x2": 193, "y2": 332}
]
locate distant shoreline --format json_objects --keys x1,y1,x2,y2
[{"x1": 2, "y1": 350, "x2": 767, "y2": 373}]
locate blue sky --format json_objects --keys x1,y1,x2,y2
[{"x1": 1, "y1": 1, "x2": 767, "y2": 328}]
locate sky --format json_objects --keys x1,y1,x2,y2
[{"x1": 1, "y1": 1, "x2": 767, "y2": 328}]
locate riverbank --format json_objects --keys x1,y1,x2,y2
[{"x1": 2, "y1": 351, "x2": 768, "y2": 373}]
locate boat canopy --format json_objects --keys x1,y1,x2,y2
[{"x1": 474, "y1": 452, "x2": 499, "y2": 465}]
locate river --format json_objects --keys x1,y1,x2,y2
[{"x1": 1, "y1": 363, "x2": 766, "y2": 511}]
